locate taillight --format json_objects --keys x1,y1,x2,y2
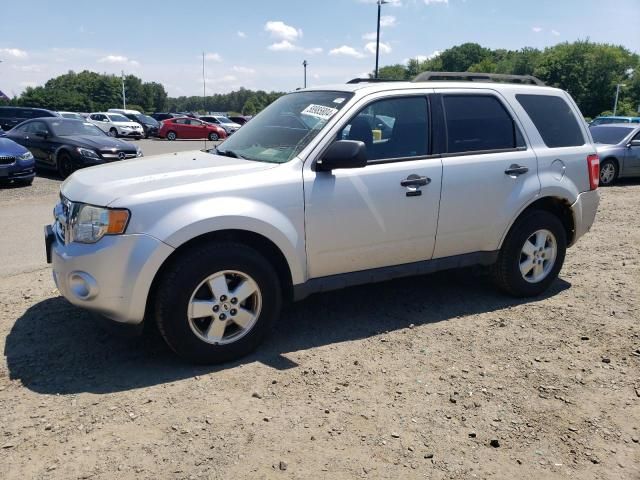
[{"x1": 587, "y1": 154, "x2": 599, "y2": 190}]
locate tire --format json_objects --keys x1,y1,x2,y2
[
  {"x1": 19, "y1": 178, "x2": 34, "y2": 186},
  {"x1": 208, "y1": 132, "x2": 219, "y2": 141},
  {"x1": 109, "y1": 128, "x2": 118, "y2": 138},
  {"x1": 154, "y1": 242, "x2": 282, "y2": 364},
  {"x1": 166, "y1": 131, "x2": 177, "y2": 141},
  {"x1": 491, "y1": 210, "x2": 566, "y2": 297},
  {"x1": 56, "y1": 151, "x2": 75, "y2": 179},
  {"x1": 599, "y1": 159, "x2": 618, "y2": 187}
]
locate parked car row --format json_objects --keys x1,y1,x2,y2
[{"x1": 590, "y1": 123, "x2": 640, "y2": 186}]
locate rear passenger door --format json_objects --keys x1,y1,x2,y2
[{"x1": 433, "y1": 90, "x2": 540, "y2": 258}]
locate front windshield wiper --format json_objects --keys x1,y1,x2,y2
[{"x1": 215, "y1": 148, "x2": 246, "y2": 159}]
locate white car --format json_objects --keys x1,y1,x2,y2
[
  {"x1": 87, "y1": 112, "x2": 144, "y2": 138},
  {"x1": 46, "y1": 75, "x2": 600, "y2": 364}
]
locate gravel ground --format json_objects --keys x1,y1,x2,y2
[{"x1": 0, "y1": 179, "x2": 639, "y2": 479}]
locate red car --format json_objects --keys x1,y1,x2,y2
[{"x1": 158, "y1": 117, "x2": 227, "y2": 141}]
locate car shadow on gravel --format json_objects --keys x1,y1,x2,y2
[{"x1": 4, "y1": 269, "x2": 570, "y2": 395}]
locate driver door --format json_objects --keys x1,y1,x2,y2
[
  {"x1": 626, "y1": 131, "x2": 640, "y2": 175},
  {"x1": 303, "y1": 93, "x2": 443, "y2": 279}
]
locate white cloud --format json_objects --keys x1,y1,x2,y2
[
  {"x1": 329, "y1": 45, "x2": 365, "y2": 59},
  {"x1": 232, "y1": 66, "x2": 256, "y2": 74},
  {"x1": 551, "y1": 29, "x2": 560, "y2": 36},
  {"x1": 0, "y1": 48, "x2": 28, "y2": 59},
  {"x1": 362, "y1": 32, "x2": 378, "y2": 41},
  {"x1": 204, "y1": 52, "x2": 222, "y2": 62},
  {"x1": 364, "y1": 41, "x2": 391, "y2": 55},
  {"x1": 268, "y1": 40, "x2": 298, "y2": 52},
  {"x1": 264, "y1": 21, "x2": 302, "y2": 41},
  {"x1": 424, "y1": 0, "x2": 448, "y2": 4},
  {"x1": 404, "y1": 50, "x2": 441, "y2": 63},
  {"x1": 19, "y1": 81, "x2": 37, "y2": 88},
  {"x1": 380, "y1": 15, "x2": 397, "y2": 27},
  {"x1": 237, "y1": 31, "x2": 247, "y2": 38},
  {"x1": 11, "y1": 64, "x2": 43, "y2": 72},
  {"x1": 532, "y1": 26, "x2": 543, "y2": 33},
  {"x1": 97, "y1": 55, "x2": 139, "y2": 66}
]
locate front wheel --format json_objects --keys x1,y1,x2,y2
[
  {"x1": 491, "y1": 210, "x2": 566, "y2": 297},
  {"x1": 166, "y1": 131, "x2": 177, "y2": 141},
  {"x1": 108, "y1": 128, "x2": 118, "y2": 137},
  {"x1": 599, "y1": 159, "x2": 618, "y2": 186},
  {"x1": 57, "y1": 151, "x2": 75, "y2": 179},
  {"x1": 154, "y1": 243, "x2": 282, "y2": 364},
  {"x1": 208, "y1": 132, "x2": 219, "y2": 141}
]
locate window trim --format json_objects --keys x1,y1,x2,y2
[
  {"x1": 331, "y1": 93, "x2": 434, "y2": 166},
  {"x1": 440, "y1": 92, "x2": 528, "y2": 156}
]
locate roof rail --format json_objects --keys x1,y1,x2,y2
[
  {"x1": 347, "y1": 78, "x2": 406, "y2": 84},
  {"x1": 412, "y1": 71, "x2": 545, "y2": 86}
]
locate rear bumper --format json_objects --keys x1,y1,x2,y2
[{"x1": 570, "y1": 189, "x2": 600, "y2": 246}]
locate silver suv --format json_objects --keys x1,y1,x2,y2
[{"x1": 45, "y1": 75, "x2": 600, "y2": 363}]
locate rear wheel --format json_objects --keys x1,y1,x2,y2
[
  {"x1": 109, "y1": 128, "x2": 118, "y2": 137},
  {"x1": 56, "y1": 151, "x2": 75, "y2": 179},
  {"x1": 599, "y1": 159, "x2": 618, "y2": 186},
  {"x1": 208, "y1": 132, "x2": 219, "y2": 141},
  {"x1": 492, "y1": 210, "x2": 566, "y2": 297},
  {"x1": 155, "y1": 242, "x2": 282, "y2": 364},
  {"x1": 166, "y1": 131, "x2": 177, "y2": 141}
]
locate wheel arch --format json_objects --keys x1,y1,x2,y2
[
  {"x1": 500, "y1": 196, "x2": 576, "y2": 249},
  {"x1": 145, "y1": 229, "x2": 295, "y2": 323}
]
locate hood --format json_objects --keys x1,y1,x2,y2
[
  {"x1": 61, "y1": 135, "x2": 138, "y2": 152},
  {"x1": 112, "y1": 121, "x2": 141, "y2": 127},
  {"x1": 61, "y1": 149, "x2": 278, "y2": 206},
  {"x1": 594, "y1": 143, "x2": 624, "y2": 154},
  {"x1": 0, "y1": 137, "x2": 29, "y2": 156}
]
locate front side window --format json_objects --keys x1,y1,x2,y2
[
  {"x1": 174, "y1": 119, "x2": 188, "y2": 125},
  {"x1": 50, "y1": 120, "x2": 105, "y2": 137},
  {"x1": 215, "y1": 91, "x2": 353, "y2": 164},
  {"x1": 443, "y1": 95, "x2": 524, "y2": 154},
  {"x1": 188, "y1": 119, "x2": 203, "y2": 126},
  {"x1": 339, "y1": 96, "x2": 430, "y2": 161},
  {"x1": 516, "y1": 94, "x2": 585, "y2": 148}
]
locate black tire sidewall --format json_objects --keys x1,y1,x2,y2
[
  {"x1": 155, "y1": 243, "x2": 282, "y2": 364},
  {"x1": 57, "y1": 152, "x2": 74, "y2": 179},
  {"x1": 599, "y1": 160, "x2": 617, "y2": 186},
  {"x1": 497, "y1": 210, "x2": 567, "y2": 297}
]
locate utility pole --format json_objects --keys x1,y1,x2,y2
[
  {"x1": 613, "y1": 83, "x2": 625, "y2": 116},
  {"x1": 121, "y1": 71, "x2": 126, "y2": 110},
  {"x1": 374, "y1": 0, "x2": 388, "y2": 78},
  {"x1": 202, "y1": 52, "x2": 206, "y2": 113},
  {"x1": 303, "y1": 60, "x2": 308, "y2": 88}
]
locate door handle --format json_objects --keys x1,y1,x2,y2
[
  {"x1": 401, "y1": 175, "x2": 430, "y2": 187},
  {"x1": 504, "y1": 164, "x2": 529, "y2": 176}
]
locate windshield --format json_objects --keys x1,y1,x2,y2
[
  {"x1": 108, "y1": 114, "x2": 131, "y2": 123},
  {"x1": 216, "y1": 116, "x2": 234, "y2": 124},
  {"x1": 138, "y1": 114, "x2": 158, "y2": 125},
  {"x1": 50, "y1": 120, "x2": 106, "y2": 137},
  {"x1": 590, "y1": 126, "x2": 635, "y2": 145},
  {"x1": 60, "y1": 113, "x2": 84, "y2": 120},
  {"x1": 214, "y1": 91, "x2": 353, "y2": 163}
]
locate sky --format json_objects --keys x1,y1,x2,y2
[{"x1": 0, "y1": 0, "x2": 638, "y2": 98}]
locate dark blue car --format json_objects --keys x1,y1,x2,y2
[{"x1": 0, "y1": 126, "x2": 36, "y2": 186}]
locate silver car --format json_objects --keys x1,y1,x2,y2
[{"x1": 590, "y1": 124, "x2": 640, "y2": 186}]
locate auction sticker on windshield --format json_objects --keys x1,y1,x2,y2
[{"x1": 301, "y1": 104, "x2": 339, "y2": 121}]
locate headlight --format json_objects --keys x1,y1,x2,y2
[
  {"x1": 136, "y1": 146, "x2": 143, "y2": 157},
  {"x1": 69, "y1": 203, "x2": 130, "y2": 243},
  {"x1": 18, "y1": 151, "x2": 33, "y2": 161},
  {"x1": 77, "y1": 147, "x2": 100, "y2": 159}
]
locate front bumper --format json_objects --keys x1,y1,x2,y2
[
  {"x1": 46, "y1": 227, "x2": 174, "y2": 324},
  {"x1": 0, "y1": 164, "x2": 35, "y2": 181},
  {"x1": 570, "y1": 189, "x2": 600, "y2": 246}
]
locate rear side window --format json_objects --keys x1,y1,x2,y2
[
  {"x1": 443, "y1": 95, "x2": 524, "y2": 154},
  {"x1": 516, "y1": 94, "x2": 584, "y2": 148}
]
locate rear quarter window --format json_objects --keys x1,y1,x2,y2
[{"x1": 516, "y1": 94, "x2": 585, "y2": 148}]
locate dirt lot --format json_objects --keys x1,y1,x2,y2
[{"x1": 1, "y1": 179, "x2": 639, "y2": 479}]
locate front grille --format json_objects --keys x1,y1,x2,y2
[
  {"x1": 0, "y1": 155, "x2": 16, "y2": 165},
  {"x1": 101, "y1": 152, "x2": 137, "y2": 160}
]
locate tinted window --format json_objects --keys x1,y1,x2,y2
[
  {"x1": 516, "y1": 94, "x2": 584, "y2": 148},
  {"x1": 340, "y1": 96, "x2": 429, "y2": 161},
  {"x1": 174, "y1": 119, "x2": 188, "y2": 125},
  {"x1": 50, "y1": 120, "x2": 105, "y2": 137},
  {"x1": 443, "y1": 95, "x2": 523, "y2": 154}
]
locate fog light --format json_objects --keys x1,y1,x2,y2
[{"x1": 68, "y1": 271, "x2": 98, "y2": 300}]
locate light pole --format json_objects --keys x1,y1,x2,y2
[
  {"x1": 374, "y1": 0, "x2": 389, "y2": 79},
  {"x1": 303, "y1": 60, "x2": 308, "y2": 88},
  {"x1": 613, "y1": 83, "x2": 626, "y2": 116}
]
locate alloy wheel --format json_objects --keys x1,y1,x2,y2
[{"x1": 519, "y1": 229, "x2": 557, "y2": 283}]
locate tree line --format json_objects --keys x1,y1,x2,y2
[
  {"x1": 380, "y1": 40, "x2": 639, "y2": 119},
  {"x1": 1, "y1": 40, "x2": 638, "y2": 119}
]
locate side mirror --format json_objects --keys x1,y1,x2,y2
[
  {"x1": 34, "y1": 130, "x2": 48, "y2": 138},
  {"x1": 629, "y1": 140, "x2": 640, "y2": 147},
  {"x1": 316, "y1": 140, "x2": 367, "y2": 172}
]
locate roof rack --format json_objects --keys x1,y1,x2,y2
[
  {"x1": 347, "y1": 78, "x2": 406, "y2": 84},
  {"x1": 412, "y1": 71, "x2": 545, "y2": 86}
]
